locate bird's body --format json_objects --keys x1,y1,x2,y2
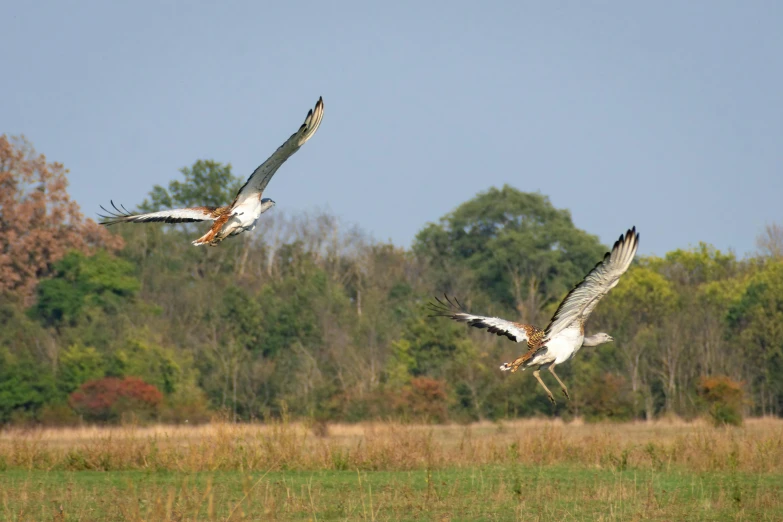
[
  {"x1": 535, "y1": 325, "x2": 583, "y2": 366},
  {"x1": 99, "y1": 97, "x2": 324, "y2": 246},
  {"x1": 429, "y1": 227, "x2": 639, "y2": 403},
  {"x1": 209, "y1": 196, "x2": 274, "y2": 244}
]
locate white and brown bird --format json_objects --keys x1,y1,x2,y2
[
  {"x1": 429, "y1": 227, "x2": 639, "y2": 403},
  {"x1": 99, "y1": 97, "x2": 324, "y2": 246}
]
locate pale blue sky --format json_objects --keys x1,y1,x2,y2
[{"x1": 3, "y1": 1, "x2": 782, "y2": 257}]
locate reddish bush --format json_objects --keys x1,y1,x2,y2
[
  {"x1": 395, "y1": 377, "x2": 449, "y2": 423},
  {"x1": 698, "y1": 375, "x2": 744, "y2": 426},
  {"x1": 69, "y1": 376, "x2": 162, "y2": 423}
]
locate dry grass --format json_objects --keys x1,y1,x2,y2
[
  {"x1": 1, "y1": 417, "x2": 782, "y2": 520},
  {"x1": 0, "y1": 416, "x2": 782, "y2": 473}
]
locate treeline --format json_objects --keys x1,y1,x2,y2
[{"x1": 1, "y1": 135, "x2": 782, "y2": 425}]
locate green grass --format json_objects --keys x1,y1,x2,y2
[{"x1": 2, "y1": 465, "x2": 781, "y2": 521}]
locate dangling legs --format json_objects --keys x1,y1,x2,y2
[
  {"x1": 532, "y1": 369, "x2": 556, "y2": 404},
  {"x1": 548, "y1": 365, "x2": 570, "y2": 400}
]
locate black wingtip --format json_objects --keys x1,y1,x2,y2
[
  {"x1": 429, "y1": 296, "x2": 447, "y2": 314},
  {"x1": 622, "y1": 226, "x2": 640, "y2": 248},
  {"x1": 427, "y1": 294, "x2": 471, "y2": 319},
  {"x1": 444, "y1": 294, "x2": 459, "y2": 310},
  {"x1": 97, "y1": 200, "x2": 134, "y2": 226},
  {"x1": 612, "y1": 226, "x2": 639, "y2": 251},
  {"x1": 428, "y1": 293, "x2": 463, "y2": 317}
]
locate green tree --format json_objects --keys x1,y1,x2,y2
[
  {"x1": 393, "y1": 304, "x2": 470, "y2": 379},
  {"x1": 109, "y1": 337, "x2": 186, "y2": 395},
  {"x1": 138, "y1": 160, "x2": 243, "y2": 211},
  {"x1": 0, "y1": 347, "x2": 59, "y2": 423},
  {"x1": 590, "y1": 265, "x2": 678, "y2": 418},
  {"x1": 414, "y1": 186, "x2": 606, "y2": 326},
  {"x1": 727, "y1": 260, "x2": 783, "y2": 415},
  {"x1": 58, "y1": 344, "x2": 105, "y2": 394},
  {"x1": 650, "y1": 246, "x2": 741, "y2": 415},
  {"x1": 31, "y1": 250, "x2": 139, "y2": 327}
]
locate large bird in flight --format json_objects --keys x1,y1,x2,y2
[
  {"x1": 429, "y1": 227, "x2": 639, "y2": 403},
  {"x1": 99, "y1": 97, "x2": 324, "y2": 246}
]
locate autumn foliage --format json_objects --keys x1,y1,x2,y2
[
  {"x1": 395, "y1": 377, "x2": 449, "y2": 423},
  {"x1": 2, "y1": 134, "x2": 783, "y2": 425},
  {"x1": 698, "y1": 375, "x2": 745, "y2": 426},
  {"x1": 69, "y1": 376, "x2": 163, "y2": 423},
  {"x1": 0, "y1": 135, "x2": 122, "y2": 303}
]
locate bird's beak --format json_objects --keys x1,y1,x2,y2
[{"x1": 608, "y1": 336, "x2": 615, "y2": 342}]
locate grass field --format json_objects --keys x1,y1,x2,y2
[{"x1": 1, "y1": 417, "x2": 782, "y2": 521}]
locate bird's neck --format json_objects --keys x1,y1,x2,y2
[{"x1": 582, "y1": 334, "x2": 605, "y2": 347}]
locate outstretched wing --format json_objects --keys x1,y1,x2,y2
[
  {"x1": 98, "y1": 200, "x2": 224, "y2": 226},
  {"x1": 231, "y1": 96, "x2": 324, "y2": 208},
  {"x1": 543, "y1": 226, "x2": 639, "y2": 340},
  {"x1": 427, "y1": 295, "x2": 542, "y2": 344}
]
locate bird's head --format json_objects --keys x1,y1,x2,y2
[
  {"x1": 584, "y1": 332, "x2": 614, "y2": 347},
  {"x1": 260, "y1": 198, "x2": 276, "y2": 211}
]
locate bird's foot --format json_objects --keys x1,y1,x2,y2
[
  {"x1": 547, "y1": 394, "x2": 556, "y2": 405},
  {"x1": 561, "y1": 388, "x2": 570, "y2": 400}
]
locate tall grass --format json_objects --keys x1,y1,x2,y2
[{"x1": 1, "y1": 416, "x2": 781, "y2": 473}]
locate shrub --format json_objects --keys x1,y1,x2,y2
[
  {"x1": 577, "y1": 373, "x2": 634, "y2": 422},
  {"x1": 395, "y1": 377, "x2": 449, "y2": 423},
  {"x1": 697, "y1": 375, "x2": 744, "y2": 426},
  {"x1": 158, "y1": 383, "x2": 211, "y2": 425},
  {"x1": 38, "y1": 403, "x2": 80, "y2": 427},
  {"x1": 69, "y1": 376, "x2": 162, "y2": 423},
  {"x1": 0, "y1": 348, "x2": 59, "y2": 425},
  {"x1": 329, "y1": 390, "x2": 392, "y2": 422}
]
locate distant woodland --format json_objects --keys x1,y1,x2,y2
[{"x1": 1, "y1": 134, "x2": 782, "y2": 425}]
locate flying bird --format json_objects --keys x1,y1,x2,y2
[
  {"x1": 429, "y1": 227, "x2": 639, "y2": 404},
  {"x1": 98, "y1": 97, "x2": 324, "y2": 246}
]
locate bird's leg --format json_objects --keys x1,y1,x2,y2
[
  {"x1": 548, "y1": 365, "x2": 570, "y2": 400},
  {"x1": 532, "y1": 370, "x2": 556, "y2": 404}
]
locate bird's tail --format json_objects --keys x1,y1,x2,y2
[
  {"x1": 192, "y1": 230, "x2": 214, "y2": 246},
  {"x1": 500, "y1": 346, "x2": 548, "y2": 373},
  {"x1": 192, "y1": 216, "x2": 229, "y2": 246}
]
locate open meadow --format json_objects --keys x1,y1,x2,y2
[{"x1": 1, "y1": 417, "x2": 782, "y2": 521}]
